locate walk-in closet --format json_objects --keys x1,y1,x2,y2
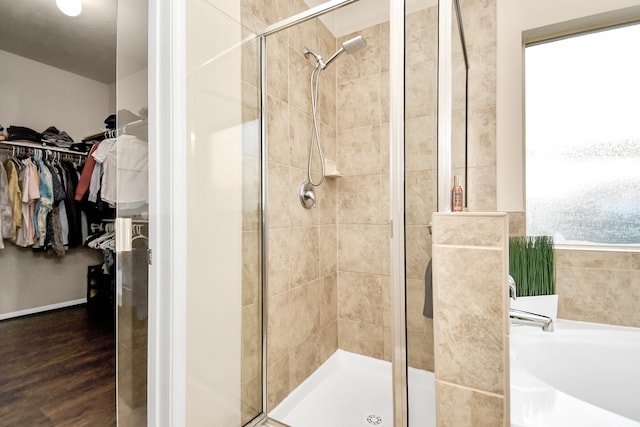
[{"x1": 0, "y1": 1, "x2": 149, "y2": 425}]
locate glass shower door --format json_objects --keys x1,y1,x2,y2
[{"x1": 115, "y1": 0, "x2": 149, "y2": 425}]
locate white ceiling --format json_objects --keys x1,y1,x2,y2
[{"x1": 0, "y1": 0, "x2": 118, "y2": 83}]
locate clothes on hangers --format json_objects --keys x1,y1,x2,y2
[
  {"x1": 0, "y1": 150, "x2": 88, "y2": 255},
  {"x1": 91, "y1": 134, "x2": 148, "y2": 208}
]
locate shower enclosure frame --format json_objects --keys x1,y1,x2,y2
[
  {"x1": 145, "y1": 0, "x2": 462, "y2": 424},
  {"x1": 252, "y1": 0, "x2": 409, "y2": 426}
]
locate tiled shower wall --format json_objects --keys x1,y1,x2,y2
[
  {"x1": 244, "y1": 0, "x2": 341, "y2": 411},
  {"x1": 244, "y1": 0, "x2": 499, "y2": 412},
  {"x1": 248, "y1": 1, "x2": 443, "y2": 410},
  {"x1": 460, "y1": 0, "x2": 498, "y2": 212}
]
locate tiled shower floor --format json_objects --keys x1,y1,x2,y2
[{"x1": 270, "y1": 350, "x2": 435, "y2": 427}]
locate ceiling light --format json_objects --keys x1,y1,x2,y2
[{"x1": 56, "y1": 0, "x2": 82, "y2": 17}]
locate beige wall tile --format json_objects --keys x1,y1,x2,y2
[
  {"x1": 434, "y1": 213, "x2": 505, "y2": 247},
  {"x1": 406, "y1": 171, "x2": 436, "y2": 225},
  {"x1": 267, "y1": 355, "x2": 289, "y2": 411},
  {"x1": 287, "y1": 16, "x2": 318, "y2": 57},
  {"x1": 337, "y1": 26, "x2": 381, "y2": 81},
  {"x1": 381, "y1": 275, "x2": 391, "y2": 328},
  {"x1": 459, "y1": 0, "x2": 497, "y2": 51},
  {"x1": 288, "y1": 280, "x2": 321, "y2": 348},
  {"x1": 379, "y1": 122, "x2": 390, "y2": 173},
  {"x1": 408, "y1": 330, "x2": 434, "y2": 371},
  {"x1": 267, "y1": 95, "x2": 290, "y2": 164},
  {"x1": 318, "y1": 321, "x2": 338, "y2": 363},
  {"x1": 338, "y1": 318, "x2": 384, "y2": 359},
  {"x1": 242, "y1": 303, "x2": 261, "y2": 380},
  {"x1": 241, "y1": 374, "x2": 261, "y2": 425},
  {"x1": 320, "y1": 79, "x2": 337, "y2": 130},
  {"x1": 320, "y1": 273, "x2": 338, "y2": 328},
  {"x1": 288, "y1": 107, "x2": 313, "y2": 170},
  {"x1": 467, "y1": 107, "x2": 496, "y2": 168},
  {"x1": 268, "y1": 228, "x2": 290, "y2": 296},
  {"x1": 380, "y1": 22, "x2": 390, "y2": 73},
  {"x1": 466, "y1": 166, "x2": 497, "y2": 212},
  {"x1": 267, "y1": 33, "x2": 289, "y2": 104},
  {"x1": 320, "y1": 225, "x2": 337, "y2": 277},
  {"x1": 267, "y1": 292, "x2": 290, "y2": 363},
  {"x1": 406, "y1": 60, "x2": 437, "y2": 119},
  {"x1": 433, "y1": 244, "x2": 508, "y2": 394},
  {"x1": 406, "y1": 7, "x2": 438, "y2": 65},
  {"x1": 383, "y1": 326, "x2": 392, "y2": 362},
  {"x1": 557, "y1": 267, "x2": 637, "y2": 327},
  {"x1": 318, "y1": 176, "x2": 337, "y2": 224},
  {"x1": 555, "y1": 249, "x2": 632, "y2": 269},
  {"x1": 337, "y1": 125, "x2": 381, "y2": 176},
  {"x1": 406, "y1": 278, "x2": 432, "y2": 335},
  {"x1": 242, "y1": 232, "x2": 261, "y2": 309},
  {"x1": 289, "y1": 226, "x2": 319, "y2": 285},
  {"x1": 289, "y1": 335, "x2": 320, "y2": 391},
  {"x1": 467, "y1": 47, "x2": 496, "y2": 110},
  {"x1": 436, "y1": 381, "x2": 506, "y2": 427},
  {"x1": 267, "y1": 161, "x2": 290, "y2": 228},
  {"x1": 288, "y1": 47, "x2": 313, "y2": 114},
  {"x1": 338, "y1": 271, "x2": 384, "y2": 326},
  {"x1": 380, "y1": 71, "x2": 390, "y2": 123},
  {"x1": 337, "y1": 75, "x2": 381, "y2": 130},
  {"x1": 406, "y1": 115, "x2": 437, "y2": 172},
  {"x1": 318, "y1": 21, "x2": 336, "y2": 67},
  {"x1": 507, "y1": 212, "x2": 525, "y2": 237},
  {"x1": 338, "y1": 175, "x2": 382, "y2": 225},
  {"x1": 405, "y1": 225, "x2": 432, "y2": 280},
  {"x1": 338, "y1": 224, "x2": 384, "y2": 274}
]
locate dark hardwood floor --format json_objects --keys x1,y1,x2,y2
[{"x1": 0, "y1": 305, "x2": 115, "y2": 426}]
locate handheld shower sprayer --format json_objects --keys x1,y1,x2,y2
[
  {"x1": 324, "y1": 35, "x2": 367, "y2": 69},
  {"x1": 299, "y1": 34, "x2": 367, "y2": 209},
  {"x1": 303, "y1": 35, "x2": 367, "y2": 70}
]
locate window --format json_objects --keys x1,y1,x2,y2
[{"x1": 525, "y1": 23, "x2": 640, "y2": 246}]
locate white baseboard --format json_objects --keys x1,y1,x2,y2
[{"x1": 0, "y1": 298, "x2": 87, "y2": 321}]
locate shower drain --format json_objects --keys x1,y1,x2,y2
[{"x1": 364, "y1": 414, "x2": 383, "y2": 426}]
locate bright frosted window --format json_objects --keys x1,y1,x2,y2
[{"x1": 525, "y1": 23, "x2": 640, "y2": 245}]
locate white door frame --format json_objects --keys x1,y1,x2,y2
[{"x1": 148, "y1": 0, "x2": 187, "y2": 425}]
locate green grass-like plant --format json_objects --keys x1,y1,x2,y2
[{"x1": 509, "y1": 236, "x2": 555, "y2": 296}]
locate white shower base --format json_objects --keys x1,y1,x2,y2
[{"x1": 270, "y1": 349, "x2": 435, "y2": 427}]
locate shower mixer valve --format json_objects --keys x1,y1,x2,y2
[{"x1": 299, "y1": 181, "x2": 316, "y2": 209}]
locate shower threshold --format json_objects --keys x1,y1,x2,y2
[{"x1": 269, "y1": 350, "x2": 435, "y2": 427}]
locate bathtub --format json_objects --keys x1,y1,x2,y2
[{"x1": 511, "y1": 320, "x2": 640, "y2": 427}]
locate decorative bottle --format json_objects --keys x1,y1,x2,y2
[{"x1": 452, "y1": 175, "x2": 463, "y2": 212}]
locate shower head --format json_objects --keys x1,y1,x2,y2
[
  {"x1": 323, "y1": 34, "x2": 367, "y2": 69},
  {"x1": 342, "y1": 35, "x2": 367, "y2": 54}
]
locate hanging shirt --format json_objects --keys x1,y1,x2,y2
[
  {"x1": 3, "y1": 159, "x2": 22, "y2": 240},
  {"x1": 16, "y1": 158, "x2": 40, "y2": 247},
  {"x1": 74, "y1": 142, "x2": 100, "y2": 201},
  {"x1": 32, "y1": 156, "x2": 53, "y2": 248},
  {"x1": 92, "y1": 135, "x2": 147, "y2": 208},
  {"x1": 0, "y1": 161, "x2": 13, "y2": 239}
]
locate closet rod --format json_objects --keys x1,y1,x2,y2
[
  {"x1": 82, "y1": 119, "x2": 147, "y2": 143},
  {"x1": 0, "y1": 140, "x2": 88, "y2": 157},
  {"x1": 101, "y1": 218, "x2": 149, "y2": 224}
]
